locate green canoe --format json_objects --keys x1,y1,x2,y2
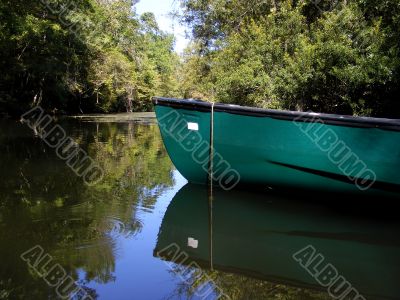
[
  {"x1": 153, "y1": 97, "x2": 400, "y2": 196},
  {"x1": 154, "y1": 184, "x2": 400, "y2": 299}
]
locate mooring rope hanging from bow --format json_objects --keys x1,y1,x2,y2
[
  {"x1": 208, "y1": 102, "x2": 215, "y2": 271},
  {"x1": 208, "y1": 102, "x2": 215, "y2": 190}
]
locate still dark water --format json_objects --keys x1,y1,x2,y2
[{"x1": 1, "y1": 116, "x2": 400, "y2": 300}]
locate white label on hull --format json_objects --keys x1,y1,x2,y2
[
  {"x1": 188, "y1": 237, "x2": 198, "y2": 248},
  {"x1": 188, "y1": 122, "x2": 199, "y2": 131}
]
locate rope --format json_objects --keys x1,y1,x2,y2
[
  {"x1": 208, "y1": 102, "x2": 215, "y2": 189},
  {"x1": 208, "y1": 102, "x2": 215, "y2": 271}
]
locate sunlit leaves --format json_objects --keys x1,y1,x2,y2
[
  {"x1": 0, "y1": 0, "x2": 179, "y2": 114},
  {"x1": 179, "y1": 0, "x2": 400, "y2": 117}
]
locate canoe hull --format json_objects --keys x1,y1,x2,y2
[{"x1": 154, "y1": 98, "x2": 400, "y2": 196}]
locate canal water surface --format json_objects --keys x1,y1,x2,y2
[{"x1": 0, "y1": 116, "x2": 399, "y2": 300}]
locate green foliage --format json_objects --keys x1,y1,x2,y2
[
  {"x1": 0, "y1": 0, "x2": 180, "y2": 115},
  {"x1": 0, "y1": 118, "x2": 174, "y2": 298},
  {"x1": 179, "y1": 0, "x2": 400, "y2": 117},
  {"x1": 2, "y1": 0, "x2": 399, "y2": 117}
]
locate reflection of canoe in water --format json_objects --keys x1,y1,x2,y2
[
  {"x1": 154, "y1": 184, "x2": 400, "y2": 300},
  {"x1": 153, "y1": 97, "x2": 400, "y2": 196}
]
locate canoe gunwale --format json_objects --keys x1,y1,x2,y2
[{"x1": 153, "y1": 97, "x2": 400, "y2": 131}]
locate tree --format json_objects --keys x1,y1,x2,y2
[
  {"x1": 0, "y1": 0, "x2": 180, "y2": 115},
  {"x1": 179, "y1": 0, "x2": 400, "y2": 117}
]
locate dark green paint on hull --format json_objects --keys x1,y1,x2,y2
[{"x1": 154, "y1": 98, "x2": 400, "y2": 197}]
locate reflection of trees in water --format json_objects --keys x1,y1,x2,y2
[
  {"x1": 168, "y1": 266, "x2": 331, "y2": 300},
  {"x1": 0, "y1": 119, "x2": 174, "y2": 298}
]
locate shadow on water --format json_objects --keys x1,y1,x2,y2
[
  {"x1": 0, "y1": 118, "x2": 175, "y2": 299},
  {"x1": 155, "y1": 184, "x2": 400, "y2": 300}
]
